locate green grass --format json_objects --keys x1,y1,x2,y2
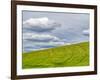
[{"x1": 22, "y1": 42, "x2": 89, "y2": 69}]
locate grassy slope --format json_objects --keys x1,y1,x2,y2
[{"x1": 22, "y1": 42, "x2": 89, "y2": 69}]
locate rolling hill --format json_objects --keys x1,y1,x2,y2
[{"x1": 22, "y1": 42, "x2": 89, "y2": 69}]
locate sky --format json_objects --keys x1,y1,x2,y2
[{"x1": 22, "y1": 10, "x2": 90, "y2": 52}]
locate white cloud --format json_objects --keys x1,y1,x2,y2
[
  {"x1": 23, "y1": 33, "x2": 60, "y2": 42},
  {"x1": 23, "y1": 17, "x2": 61, "y2": 32},
  {"x1": 82, "y1": 29, "x2": 89, "y2": 36},
  {"x1": 23, "y1": 33, "x2": 66, "y2": 52}
]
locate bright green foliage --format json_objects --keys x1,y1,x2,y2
[{"x1": 22, "y1": 42, "x2": 89, "y2": 69}]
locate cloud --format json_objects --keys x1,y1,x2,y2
[
  {"x1": 23, "y1": 17, "x2": 61, "y2": 32},
  {"x1": 82, "y1": 29, "x2": 89, "y2": 36},
  {"x1": 23, "y1": 33, "x2": 60, "y2": 42},
  {"x1": 22, "y1": 17, "x2": 63, "y2": 52},
  {"x1": 23, "y1": 33, "x2": 66, "y2": 52}
]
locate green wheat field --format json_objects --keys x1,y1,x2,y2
[{"x1": 22, "y1": 42, "x2": 89, "y2": 69}]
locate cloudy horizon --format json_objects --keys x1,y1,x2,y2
[{"x1": 22, "y1": 11, "x2": 90, "y2": 52}]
